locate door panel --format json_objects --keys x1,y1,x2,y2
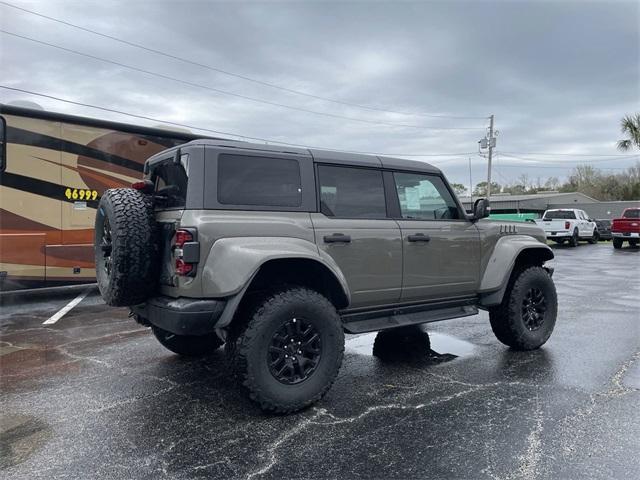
[
  {"x1": 398, "y1": 220, "x2": 481, "y2": 301},
  {"x1": 311, "y1": 214, "x2": 402, "y2": 307},
  {"x1": 390, "y1": 170, "x2": 481, "y2": 302}
]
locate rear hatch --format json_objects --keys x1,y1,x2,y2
[{"x1": 145, "y1": 152, "x2": 189, "y2": 291}]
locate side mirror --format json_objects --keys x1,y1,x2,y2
[{"x1": 472, "y1": 198, "x2": 490, "y2": 221}]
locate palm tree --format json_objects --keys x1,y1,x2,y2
[{"x1": 617, "y1": 113, "x2": 640, "y2": 151}]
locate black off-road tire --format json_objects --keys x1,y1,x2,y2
[
  {"x1": 226, "y1": 287, "x2": 344, "y2": 413},
  {"x1": 94, "y1": 188, "x2": 159, "y2": 306},
  {"x1": 151, "y1": 326, "x2": 223, "y2": 356},
  {"x1": 613, "y1": 238, "x2": 623, "y2": 249},
  {"x1": 489, "y1": 266, "x2": 557, "y2": 351},
  {"x1": 569, "y1": 229, "x2": 579, "y2": 247},
  {"x1": 588, "y1": 230, "x2": 599, "y2": 244},
  {"x1": 372, "y1": 325, "x2": 431, "y2": 362}
]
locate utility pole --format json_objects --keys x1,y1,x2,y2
[
  {"x1": 468, "y1": 157, "x2": 473, "y2": 202},
  {"x1": 486, "y1": 114, "x2": 495, "y2": 201},
  {"x1": 478, "y1": 114, "x2": 497, "y2": 201}
]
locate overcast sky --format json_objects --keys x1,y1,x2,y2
[{"x1": 1, "y1": 0, "x2": 639, "y2": 191}]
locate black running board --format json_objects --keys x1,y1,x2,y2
[{"x1": 341, "y1": 300, "x2": 479, "y2": 334}]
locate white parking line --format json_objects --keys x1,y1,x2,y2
[{"x1": 42, "y1": 288, "x2": 92, "y2": 325}]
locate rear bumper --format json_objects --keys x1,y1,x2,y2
[
  {"x1": 131, "y1": 296, "x2": 226, "y2": 336},
  {"x1": 612, "y1": 232, "x2": 640, "y2": 238},
  {"x1": 546, "y1": 231, "x2": 571, "y2": 238}
]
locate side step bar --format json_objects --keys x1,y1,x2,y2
[{"x1": 341, "y1": 299, "x2": 479, "y2": 334}]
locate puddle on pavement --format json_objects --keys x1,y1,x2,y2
[
  {"x1": 0, "y1": 414, "x2": 52, "y2": 469},
  {"x1": 346, "y1": 327, "x2": 475, "y2": 364}
]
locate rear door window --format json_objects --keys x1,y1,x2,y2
[
  {"x1": 317, "y1": 165, "x2": 387, "y2": 219},
  {"x1": 218, "y1": 154, "x2": 302, "y2": 207}
]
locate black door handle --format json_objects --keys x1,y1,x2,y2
[
  {"x1": 408, "y1": 233, "x2": 431, "y2": 242},
  {"x1": 324, "y1": 233, "x2": 351, "y2": 244}
]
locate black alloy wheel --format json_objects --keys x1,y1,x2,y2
[
  {"x1": 268, "y1": 317, "x2": 322, "y2": 384},
  {"x1": 521, "y1": 287, "x2": 546, "y2": 331},
  {"x1": 99, "y1": 216, "x2": 113, "y2": 278}
]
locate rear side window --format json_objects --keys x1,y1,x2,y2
[
  {"x1": 544, "y1": 210, "x2": 576, "y2": 220},
  {"x1": 623, "y1": 209, "x2": 640, "y2": 219},
  {"x1": 218, "y1": 154, "x2": 301, "y2": 207},
  {"x1": 317, "y1": 165, "x2": 387, "y2": 218}
]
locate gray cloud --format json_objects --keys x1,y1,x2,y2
[{"x1": 1, "y1": 0, "x2": 638, "y2": 189}]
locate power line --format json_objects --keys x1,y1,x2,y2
[
  {"x1": 497, "y1": 152, "x2": 640, "y2": 164},
  {"x1": 0, "y1": 85, "x2": 478, "y2": 158},
  {"x1": 1, "y1": 30, "x2": 485, "y2": 132},
  {"x1": 0, "y1": 0, "x2": 488, "y2": 121},
  {"x1": 500, "y1": 150, "x2": 637, "y2": 158}
]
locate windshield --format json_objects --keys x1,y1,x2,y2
[
  {"x1": 622, "y1": 209, "x2": 640, "y2": 219},
  {"x1": 543, "y1": 210, "x2": 575, "y2": 220}
]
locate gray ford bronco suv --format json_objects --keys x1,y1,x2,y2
[{"x1": 95, "y1": 139, "x2": 557, "y2": 413}]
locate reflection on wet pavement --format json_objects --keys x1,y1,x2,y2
[{"x1": 346, "y1": 326, "x2": 475, "y2": 365}]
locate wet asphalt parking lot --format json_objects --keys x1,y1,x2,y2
[{"x1": 1, "y1": 243, "x2": 639, "y2": 479}]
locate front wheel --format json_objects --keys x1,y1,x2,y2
[
  {"x1": 613, "y1": 238, "x2": 623, "y2": 249},
  {"x1": 588, "y1": 230, "x2": 599, "y2": 244},
  {"x1": 489, "y1": 266, "x2": 557, "y2": 350},
  {"x1": 151, "y1": 326, "x2": 224, "y2": 356},
  {"x1": 226, "y1": 287, "x2": 344, "y2": 413}
]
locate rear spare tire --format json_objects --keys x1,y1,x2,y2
[{"x1": 94, "y1": 188, "x2": 159, "y2": 306}]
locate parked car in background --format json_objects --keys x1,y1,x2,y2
[
  {"x1": 535, "y1": 209, "x2": 598, "y2": 246},
  {"x1": 611, "y1": 208, "x2": 640, "y2": 249},
  {"x1": 595, "y1": 219, "x2": 612, "y2": 241}
]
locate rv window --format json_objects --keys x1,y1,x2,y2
[{"x1": 0, "y1": 116, "x2": 6, "y2": 172}]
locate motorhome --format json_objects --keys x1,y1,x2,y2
[{"x1": 0, "y1": 104, "x2": 207, "y2": 290}]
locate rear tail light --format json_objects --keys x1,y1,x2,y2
[
  {"x1": 175, "y1": 258, "x2": 194, "y2": 276},
  {"x1": 565, "y1": 221, "x2": 570, "y2": 230},
  {"x1": 174, "y1": 229, "x2": 193, "y2": 248},
  {"x1": 173, "y1": 228, "x2": 198, "y2": 277},
  {"x1": 131, "y1": 179, "x2": 154, "y2": 193}
]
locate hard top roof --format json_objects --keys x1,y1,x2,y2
[{"x1": 157, "y1": 138, "x2": 442, "y2": 174}]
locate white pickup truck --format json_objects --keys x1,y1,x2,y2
[{"x1": 535, "y1": 209, "x2": 598, "y2": 247}]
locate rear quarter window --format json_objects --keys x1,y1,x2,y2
[
  {"x1": 152, "y1": 158, "x2": 188, "y2": 209},
  {"x1": 217, "y1": 154, "x2": 302, "y2": 207}
]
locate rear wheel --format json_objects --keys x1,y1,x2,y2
[
  {"x1": 613, "y1": 238, "x2": 623, "y2": 249},
  {"x1": 489, "y1": 266, "x2": 557, "y2": 350},
  {"x1": 569, "y1": 229, "x2": 579, "y2": 247},
  {"x1": 226, "y1": 287, "x2": 344, "y2": 413},
  {"x1": 151, "y1": 326, "x2": 223, "y2": 356},
  {"x1": 94, "y1": 188, "x2": 159, "y2": 306},
  {"x1": 630, "y1": 240, "x2": 639, "y2": 248}
]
